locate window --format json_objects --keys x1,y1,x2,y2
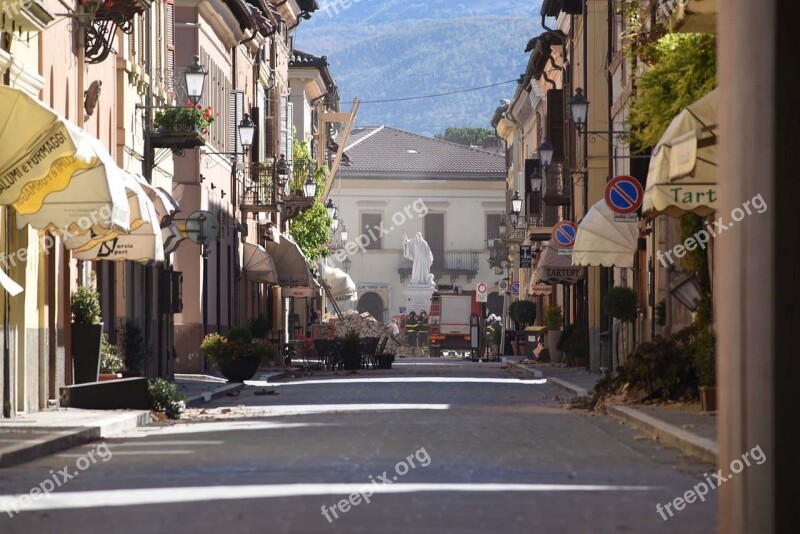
[
  {"x1": 361, "y1": 213, "x2": 383, "y2": 250},
  {"x1": 487, "y1": 213, "x2": 502, "y2": 241}
]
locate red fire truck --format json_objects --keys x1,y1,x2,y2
[{"x1": 428, "y1": 289, "x2": 479, "y2": 357}]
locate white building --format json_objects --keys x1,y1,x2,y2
[{"x1": 329, "y1": 126, "x2": 507, "y2": 322}]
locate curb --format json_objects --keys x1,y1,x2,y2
[
  {"x1": 185, "y1": 383, "x2": 245, "y2": 408},
  {"x1": 0, "y1": 410, "x2": 150, "y2": 468},
  {"x1": 512, "y1": 364, "x2": 544, "y2": 379},
  {"x1": 606, "y1": 404, "x2": 718, "y2": 464},
  {"x1": 547, "y1": 377, "x2": 590, "y2": 398}
]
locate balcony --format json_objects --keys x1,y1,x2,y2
[
  {"x1": 543, "y1": 165, "x2": 572, "y2": 206},
  {"x1": 83, "y1": 0, "x2": 152, "y2": 64},
  {"x1": 527, "y1": 196, "x2": 562, "y2": 242},
  {"x1": 240, "y1": 161, "x2": 277, "y2": 213},
  {"x1": 398, "y1": 250, "x2": 480, "y2": 283}
]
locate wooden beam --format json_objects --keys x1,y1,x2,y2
[
  {"x1": 319, "y1": 112, "x2": 352, "y2": 124},
  {"x1": 323, "y1": 98, "x2": 360, "y2": 199}
]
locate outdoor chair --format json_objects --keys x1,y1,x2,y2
[{"x1": 358, "y1": 337, "x2": 380, "y2": 369}]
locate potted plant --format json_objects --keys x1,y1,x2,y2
[
  {"x1": 154, "y1": 102, "x2": 217, "y2": 134},
  {"x1": 201, "y1": 327, "x2": 270, "y2": 382},
  {"x1": 544, "y1": 304, "x2": 564, "y2": 363},
  {"x1": 603, "y1": 286, "x2": 639, "y2": 323},
  {"x1": 99, "y1": 332, "x2": 124, "y2": 380},
  {"x1": 694, "y1": 329, "x2": 716, "y2": 412},
  {"x1": 508, "y1": 300, "x2": 536, "y2": 356},
  {"x1": 70, "y1": 284, "x2": 103, "y2": 383},
  {"x1": 558, "y1": 324, "x2": 587, "y2": 368},
  {"x1": 342, "y1": 329, "x2": 361, "y2": 371}
]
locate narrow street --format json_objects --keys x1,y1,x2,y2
[{"x1": 0, "y1": 361, "x2": 716, "y2": 533}]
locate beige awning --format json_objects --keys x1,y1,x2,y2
[
  {"x1": 162, "y1": 223, "x2": 184, "y2": 255},
  {"x1": 531, "y1": 241, "x2": 584, "y2": 285},
  {"x1": 642, "y1": 88, "x2": 718, "y2": 217},
  {"x1": 319, "y1": 261, "x2": 357, "y2": 302},
  {"x1": 572, "y1": 200, "x2": 639, "y2": 268},
  {"x1": 71, "y1": 174, "x2": 164, "y2": 263},
  {"x1": 242, "y1": 242, "x2": 277, "y2": 284},
  {"x1": 263, "y1": 234, "x2": 319, "y2": 289},
  {"x1": 0, "y1": 86, "x2": 131, "y2": 232}
]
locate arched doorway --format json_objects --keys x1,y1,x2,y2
[{"x1": 357, "y1": 292, "x2": 384, "y2": 322}]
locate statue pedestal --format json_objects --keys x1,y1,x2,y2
[{"x1": 404, "y1": 284, "x2": 435, "y2": 314}]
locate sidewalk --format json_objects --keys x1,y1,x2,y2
[
  {"x1": 0, "y1": 409, "x2": 150, "y2": 468},
  {"x1": 516, "y1": 362, "x2": 718, "y2": 465}
]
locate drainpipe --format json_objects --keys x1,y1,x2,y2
[{"x1": 3, "y1": 207, "x2": 10, "y2": 418}]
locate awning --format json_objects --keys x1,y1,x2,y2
[
  {"x1": 0, "y1": 269, "x2": 23, "y2": 296},
  {"x1": 140, "y1": 179, "x2": 180, "y2": 228},
  {"x1": 319, "y1": 261, "x2": 357, "y2": 302},
  {"x1": 572, "y1": 200, "x2": 639, "y2": 268},
  {"x1": 162, "y1": 223, "x2": 184, "y2": 255},
  {"x1": 642, "y1": 88, "x2": 718, "y2": 217},
  {"x1": 263, "y1": 234, "x2": 319, "y2": 288},
  {"x1": 0, "y1": 86, "x2": 131, "y2": 232},
  {"x1": 242, "y1": 242, "x2": 277, "y2": 284},
  {"x1": 531, "y1": 241, "x2": 584, "y2": 285},
  {"x1": 71, "y1": 175, "x2": 165, "y2": 263}
]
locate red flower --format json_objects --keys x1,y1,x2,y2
[{"x1": 197, "y1": 104, "x2": 203, "y2": 110}]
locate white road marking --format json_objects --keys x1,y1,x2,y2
[
  {"x1": 0, "y1": 483, "x2": 657, "y2": 514},
  {"x1": 116, "y1": 422, "x2": 326, "y2": 438},
  {"x1": 56, "y1": 451, "x2": 193, "y2": 457},
  {"x1": 81, "y1": 441, "x2": 225, "y2": 447},
  {"x1": 245, "y1": 377, "x2": 548, "y2": 387}
]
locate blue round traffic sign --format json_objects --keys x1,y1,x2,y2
[
  {"x1": 511, "y1": 281, "x2": 520, "y2": 295},
  {"x1": 605, "y1": 176, "x2": 644, "y2": 215},
  {"x1": 552, "y1": 221, "x2": 578, "y2": 249}
]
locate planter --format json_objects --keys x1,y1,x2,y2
[
  {"x1": 99, "y1": 373, "x2": 122, "y2": 381},
  {"x1": 72, "y1": 323, "x2": 103, "y2": 384},
  {"x1": 377, "y1": 354, "x2": 394, "y2": 369},
  {"x1": 219, "y1": 356, "x2": 261, "y2": 382},
  {"x1": 342, "y1": 342, "x2": 360, "y2": 371},
  {"x1": 547, "y1": 329, "x2": 562, "y2": 364},
  {"x1": 699, "y1": 386, "x2": 717, "y2": 412}
]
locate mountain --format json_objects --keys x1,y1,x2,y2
[{"x1": 293, "y1": 0, "x2": 543, "y2": 137}]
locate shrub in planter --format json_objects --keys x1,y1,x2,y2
[
  {"x1": 99, "y1": 333, "x2": 124, "y2": 375},
  {"x1": 603, "y1": 286, "x2": 639, "y2": 323},
  {"x1": 342, "y1": 330, "x2": 361, "y2": 371},
  {"x1": 622, "y1": 330, "x2": 697, "y2": 401},
  {"x1": 693, "y1": 329, "x2": 716, "y2": 411},
  {"x1": 201, "y1": 328, "x2": 274, "y2": 382},
  {"x1": 508, "y1": 300, "x2": 536, "y2": 328},
  {"x1": 248, "y1": 314, "x2": 271, "y2": 339},
  {"x1": 544, "y1": 305, "x2": 563, "y2": 330},
  {"x1": 558, "y1": 324, "x2": 587, "y2": 366},
  {"x1": 70, "y1": 285, "x2": 103, "y2": 383},
  {"x1": 147, "y1": 378, "x2": 185, "y2": 420}
]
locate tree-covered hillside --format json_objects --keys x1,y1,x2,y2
[{"x1": 294, "y1": 1, "x2": 542, "y2": 136}]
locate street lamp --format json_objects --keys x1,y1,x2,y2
[
  {"x1": 238, "y1": 113, "x2": 255, "y2": 148},
  {"x1": 539, "y1": 139, "x2": 554, "y2": 167},
  {"x1": 331, "y1": 211, "x2": 339, "y2": 231},
  {"x1": 669, "y1": 268, "x2": 704, "y2": 311},
  {"x1": 341, "y1": 256, "x2": 352, "y2": 273},
  {"x1": 510, "y1": 191, "x2": 522, "y2": 217},
  {"x1": 325, "y1": 198, "x2": 337, "y2": 219},
  {"x1": 185, "y1": 55, "x2": 209, "y2": 105},
  {"x1": 340, "y1": 222, "x2": 349, "y2": 243},
  {"x1": 570, "y1": 87, "x2": 589, "y2": 131},
  {"x1": 303, "y1": 175, "x2": 317, "y2": 198},
  {"x1": 498, "y1": 218, "x2": 507, "y2": 237}
]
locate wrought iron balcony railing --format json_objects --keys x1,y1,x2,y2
[
  {"x1": 543, "y1": 164, "x2": 572, "y2": 206},
  {"x1": 398, "y1": 250, "x2": 480, "y2": 282},
  {"x1": 240, "y1": 161, "x2": 277, "y2": 212}
]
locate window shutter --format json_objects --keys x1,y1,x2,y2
[
  {"x1": 279, "y1": 94, "x2": 288, "y2": 158},
  {"x1": 138, "y1": 16, "x2": 145, "y2": 68},
  {"x1": 546, "y1": 89, "x2": 565, "y2": 162},
  {"x1": 487, "y1": 213, "x2": 502, "y2": 240},
  {"x1": 166, "y1": 1, "x2": 174, "y2": 96},
  {"x1": 286, "y1": 102, "x2": 294, "y2": 165},
  {"x1": 229, "y1": 90, "x2": 244, "y2": 164}
]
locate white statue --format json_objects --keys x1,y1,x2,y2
[{"x1": 403, "y1": 232, "x2": 434, "y2": 286}]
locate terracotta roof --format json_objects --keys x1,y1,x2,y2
[
  {"x1": 289, "y1": 49, "x2": 328, "y2": 68},
  {"x1": 339, "y1": 126, "x2": 506, "y2": 178}
]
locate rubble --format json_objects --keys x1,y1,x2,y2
[{"x1": 323, "y1": 310, "x2": 424, "y2": 358}]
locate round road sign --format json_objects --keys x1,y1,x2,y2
[
  {"x1": 605, "y1": 176, "x2": 644, "y2": 215},
  {"x1": 552, "y1": 221, "x2": 578, "y2": 249}
]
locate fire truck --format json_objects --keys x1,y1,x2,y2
[{"x1": 427, "y1": 289, "x2": 479, "y2": 357}]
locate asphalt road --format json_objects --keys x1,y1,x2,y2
[{"x1": 0, "y1": 359, "x2": 717, "y2": 533}]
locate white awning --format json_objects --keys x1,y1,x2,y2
[
  {"x1": 531, "y1": 241, "x2": 584, "y2": 285},
  {"x1": 162, "y1": 223, "x2": 184, "y2": 255},
  {"x1": 264, "y1": 234, "x2": 319, "y2": 289},
  {"x1": 572, "y1": 200, "x2": 639, "y2": 268},
  {"x1": 642, "y1": 88, "x2": 718, "y2": 217},
  {"x1": 0, "y1": 86, "x2": 131, "y2": 232},
  {"x1": 71, "y1": 176, "x2": 164, "y2": 263},
  {"x1": 319, "y1": 261, "x2": 357, "y2": 302},
  {"x1": 242, "y1": 242, "x2": 277, "y2": 284}
]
